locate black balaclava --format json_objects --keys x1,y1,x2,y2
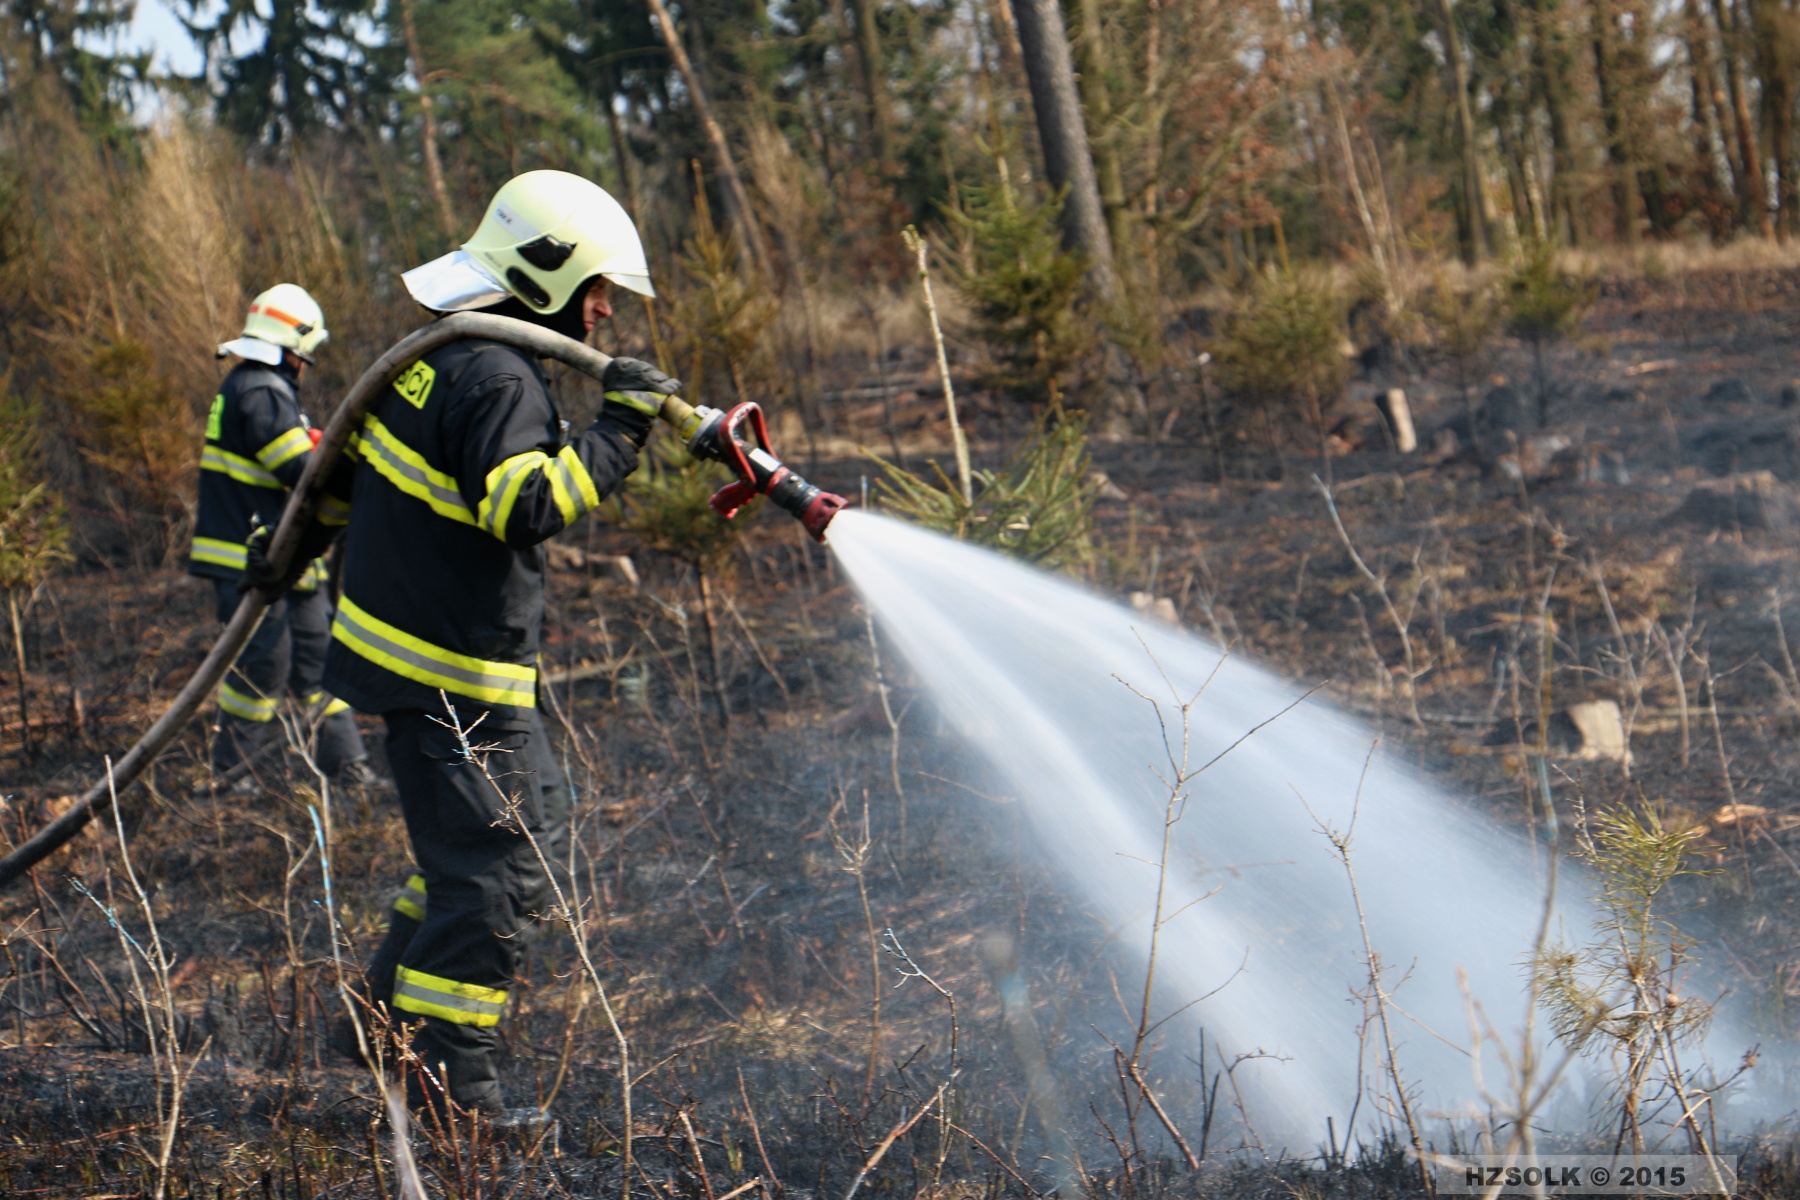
[{"x1": 473, "y1": 278, "x2": 593, "y2": 344}]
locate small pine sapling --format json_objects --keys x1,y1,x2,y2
[
  {"x1": 869, "y1": 413, "x2": 1101, "y2": 573},
  {"x1": 1208, "y1": 267, "x2": 1349, "y2": 476},
  {"x1": 945, "y1": 164, "x2": 1092, "y2": 410},
  {"x1": 1423, "y1": 272, "x2": 1501, "y2": 438},
  {"x1": 611, "y1": 443, "x2": 745, "y2": 730},
  {"x1": 1502, "y1": 239, "x2": 1595, "y2": 428},
  {"x1": 669, "y1": 169, "x2": 778, "y2": 407},
  {"x1": 1533, "y1": 803, "x2": 1724, "y2": 1156}
]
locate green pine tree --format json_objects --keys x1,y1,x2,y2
[{"x1": 947, "y1": 168, "x2": 1091, "y2": 406}]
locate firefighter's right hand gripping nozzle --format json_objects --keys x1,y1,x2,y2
[{"x1": 660, "y1": 396, "x2": 850, "y2": 542}]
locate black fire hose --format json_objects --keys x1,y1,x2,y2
[{"x1": 0, "y1": 314, "x2": 624, "y2": 890}]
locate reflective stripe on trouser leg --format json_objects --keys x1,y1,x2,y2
[
  {"x1": 289, "y1": 589, "x2": 367, "y2": 776},
  {"x1": 392, "y1": 966, "x2": 507, "y2": 1026},
  {"x1": 213, "y1": 579, "x2": 291, "y2": 773},
  {"x1": 304, "y1": 691, "x2": 353, "y2": 717},
  {"x1": 364, "y1": 882, "x2": 423, "y2": 1012},
  {"x1": 381, "y1": 709, "x2": 567, "y2": 1051},
  {"x1": 218, "y1": 682, "x2": 277, "y2": 721}
]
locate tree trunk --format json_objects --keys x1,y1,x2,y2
[
  {"x1": 603, "y1": 68, "x2": 642, "y2": 220},
  {"x1": 1009, "y1": 0, "x2": 1121, "y2": 302},
  {"x1": 849, "y1": 0, "x2": 894, "y2": 163},
  {"x1": 1714, "y1": 0, "x2": 1771, "y2": 235},
  {"x1": 1692, "y1": 0, "x2": 1747, "y2": 212},
  {"x1": 399, "y1": 0, "x2": 456, "y2": 238},
  {"x1": 643, "y1": 0, "x2": 775, "y2": 273},
  {"x1": 1435, "y1": 0, "x2": 1490, "y2": 261},
  {"x1": 1684, "y1": 0, "x2": 1729, "y2": 224},
  {"x1": 1327, "y1": 83, "x2": 1396, "y2": 313},
  {"x1": 1590, "y1": 0, "x2": 1640, "y2": 242},
  {"x1": 1751, "y1": 0, "x2": 1799, "y2": 238},
  {"x1": 1525, "y1": 0, "x2": 1581, "y2": 242},
  {"x1": 1068, "y1": 0, "x2": 1130, "y2": 262}
]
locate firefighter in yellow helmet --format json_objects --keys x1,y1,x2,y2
[
  {"x1": 189, "y1": 284, "x2": 372, "y2": 789},
  {"x1": 248, "y1": 173, "x2": 679, "y2": 1126}
]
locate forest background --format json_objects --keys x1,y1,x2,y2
[{"x1": 5, "y1": 0, "x2": 1795, "y2": 550}]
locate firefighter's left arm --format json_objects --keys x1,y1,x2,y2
[
  {"x1": 454, "y1": 371, "x2": 641, "y2": 549},
  {"x1": 239, "y1": 383, "x2": 315, "y2": 490}
]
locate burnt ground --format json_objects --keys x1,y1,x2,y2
[{"x1": 9, "y1": 266, "x2": 1800, "y2": 1196}]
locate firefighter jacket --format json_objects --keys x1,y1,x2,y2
[
  {"x1": 188, "y1": 360, "x2": 326, "y2": 590},
  {"x1": 320, "y1": 337, "x2": 641, "y2": 732}
]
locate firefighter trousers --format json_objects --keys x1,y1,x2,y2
[
  {"x1": 370, "y1": 707, "x2": 570, "y2": 1112},
  {"x1": 211, "y1": 579, "x2": 367, "y2": 777}
]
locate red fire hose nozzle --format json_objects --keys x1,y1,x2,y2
[{"x1": 661, "y1": 397, "x2": 850, "y2": 542}]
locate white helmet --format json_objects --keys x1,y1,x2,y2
[
  {"x1": 401, "y1": 171, "x2": 655, "y2": 314},
  {"x1": 218, "y1": 283, "x2": 329, "y2": 364}
]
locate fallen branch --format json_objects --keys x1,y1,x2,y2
[{"x1": 840, "y1": 1084, "x2": 948, "y2": 1200}]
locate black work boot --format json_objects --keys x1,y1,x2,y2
[
  {"x1": 332, "y1": 756, "x2": 381, "y2": 789},
  {"x1": 407, "y1": 1018, "x2": 548, "y2": 1131},
  {"x1": 212, "y1": 715, "x2": 281, "y2": 791},
  {"x1": 315, "y1": 706, "x2": 372, "y2": 782}
]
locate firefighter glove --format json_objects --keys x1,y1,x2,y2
[
  {"x1": 242, "y1": 521, "x2": 336, "y2": 595},
  {"x1": 598, "y1": 357, "x2": 680, "y2": 449}
]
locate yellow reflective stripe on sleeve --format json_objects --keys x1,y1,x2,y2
[
  {"x1": 331, "y1": 594, "x2": 537, "y2": 709},
  {"x1": 219, "y1": 681, "x2": 278, "y2": 722},
  {"x1": 357, "y1": 416, "x2": 476, "y2": 525},
  {"x1": 556, "y1": 445, "x2": 602, "y2": 517},
  {"x1": 475, "y1": 451, "x2": 548, "y2": 539},
  {"x1": 201, "y1": 445, "x2": 282, "y2": 488},
  {"x1": 391, "y1": 874, "x2": 427, "y2": 922},
  {"x1": 392, "y1": 966, "x2": 507, "y2": 1027},
  {"x1": 318, "y1": 492, "x2": 351, "y2": 526},
  {"x1": 256, "y1": 427, "x2": 313, "y2": 472},
  {"x1": 342, "y1": 432, "x2": 364, "y2": 463},
  {"x1": 190, "y1": 537, "x2": 247, "y2": 570}
]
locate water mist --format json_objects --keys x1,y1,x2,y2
[{"x1": 826, "y1": 510, "x2": 1762, "y2": 1143}]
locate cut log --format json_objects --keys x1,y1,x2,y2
[{"x1": 1375, "y1": 388, "x2": 1418, "y2": 453}]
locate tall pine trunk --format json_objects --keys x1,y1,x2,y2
[
  {"x1": 1684, "y1": 0, "x2": 1729, "y2": 224},
  {"x1": 1714, "y1": 0, "x2": 1772, "y2": 234},
  {"x1": 643, "y1": 0, "x2": 775, "y2": 272},
  {"x1": 399, "y1": 0, "x2": 455, "y2": 238},
  {"x1": 1436, "y1": 0, "x2": 1490, "y2": 261},
  {"x1": 1526, "y1": 0, "x2": 1581, "y2": 242},
  {"x1": 1751, "y1": 0, "x2": 1800, "y2": 238},
  {"x1": 1010, "y1": 0, "x2": 1121, "y2": 302},
  {"x1": 1590, "y1": 0, "x2": 1641, "y2": 242},
  {"x1": 1068, "y1": 0, "x2": 1130, "y2": 263},
  {"x1": 849, "y1": 0, "x2": 894, "y2": 163}
]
